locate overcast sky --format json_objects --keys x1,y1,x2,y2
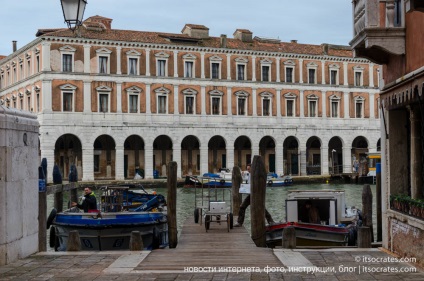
[{"x1": 0, "y1": 0, "x2": 353, "y2": 56}]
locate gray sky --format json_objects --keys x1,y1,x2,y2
[{"x1": 0, "y1": 0, "x2": 353, "y2": 56}]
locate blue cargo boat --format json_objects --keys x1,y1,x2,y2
[{"x1": 49, "y1": 185, "x2": 168, "y2": 251}]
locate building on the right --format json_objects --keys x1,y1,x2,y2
[{"x1": 350, "y1": 0, "x2": 424, "y2": 266}]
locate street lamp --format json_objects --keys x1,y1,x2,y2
[
  {"x1": 60, "y1": 0, "x2": 87, "y2": 31},
  {"x1": 332, "y1": 149, "x2": 336, "y2": 174}
]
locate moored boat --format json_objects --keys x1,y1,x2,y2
[
  {"x1": 266, "y1": 173, "x2": 293, "y2": 187},
  {"x1": 266, "y1": 190, "x2": 360, "y2": 247},
  {"x1": 49, "y1": 185, "x2": 168, "y2": 251}
]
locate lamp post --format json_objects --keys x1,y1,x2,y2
[
  {"x1": 60, "y1": 0, "x2": 87, "y2": 33},
  {"x1": 332, "y1": 149, "x2": 336, "y2": 174}
]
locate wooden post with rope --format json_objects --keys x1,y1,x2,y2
[
  {"x1": 167, "y1": 161, "x2": 178, "y2": 248},
  {"x1": 232, "y1": 166, "x2": 242, "y2": 215},
  {"x1": 250, "y1": 155, "x2": 267, "y2": 247}
]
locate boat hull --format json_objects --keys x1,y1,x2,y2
[
  {"x1": 266, "y1": 222, "x2": 352, "y2": 247},
  {"x1": 52, "y1": 212, "x2": 168, "y2": 251}
]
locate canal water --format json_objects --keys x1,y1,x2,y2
[{"x1": 46, "y1": 183, "x2": 377, "y2": 250}]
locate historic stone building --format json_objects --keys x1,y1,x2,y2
[
  {"x1": 0, "y1": 15, "x2": 380, "y2": 182},
  {"x1": 351, "y1": 0, "x2": 424, "y2": 267}
]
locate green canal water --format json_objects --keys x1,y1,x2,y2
[{"x1": 47, "y1": 183, "x2": 378, "y2": 250}]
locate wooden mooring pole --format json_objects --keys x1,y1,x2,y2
[
  {"x1": 376, "y1": 163, "x2": 382, "y2": 242},
  {"x1": 232, "y1": 166, "x2": 242, "y2": 216},
  {"x1": 250, "y1": 155, "x2": 267, "y2": 247},
  {"x1": 361, "y1": 184, "x2": 373, "y2": 247},
  {"x1": 38, "y1": 166, "x2": 47, "y2": 252},
  {"x1": 167, "y1": 161, "x2": 178, "y2": 248}
]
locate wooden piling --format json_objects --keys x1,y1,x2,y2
[
  {"x1": 54, "y1": 184, "x2": 63, "y2": 212},
  {"x1": 232, "y1": 166, "x2": 242, "y2": 215},
  {"x1": 167, "y1": 161, "x2": 178, "y2": 248},
  {"x1": 67, "y1": 230, "x2": 81, "y2": 251},
  {"x1": 362, "y1": 184, "x2": 374, "y2": 243},
  {"x1": 357, "y1": 226, "x2": 372, "y2": 248},
  {"x1": 38, "y1": 190, "x2": 47, "y2": 252},
  {"x1": 129, "y1": 231, "x2": 143, "y2": 250},
  {"x1": 376, "y1": 164, "x2": 382, "y2": 242},
  {"x1": 250, "y1": 155, "x2": 267, "y2": 247},
  {"x1": 282, "y1": 227, "x2": 296, "y2": 249}
]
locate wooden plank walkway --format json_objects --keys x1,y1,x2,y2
[{"x1": 136, "y1": 217, "x2": 282, "y2": 270}]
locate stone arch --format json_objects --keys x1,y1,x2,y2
[
  {"x1": 181, "y1": 135, "x2": 200, "y2": 176},
  {"x1": 208, "y1": 135, "x2": 227, "y2": 173},
  {"x1": 93, "y1": 134, "x2": 116, "y2": 180},
  {"x1": 54, "y1": 134, "x2": 83, "y2": 180},
  {"x1": 153, "y1": 135, "x2": 173, "y2": 177}
]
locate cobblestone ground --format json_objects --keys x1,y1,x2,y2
[{"x1": 0, "y1": 249, "x2": 423, "y2": 280}]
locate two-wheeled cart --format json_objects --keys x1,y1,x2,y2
[{"x1": 192, "y1": 178, "x2": 233, "y2": 232}]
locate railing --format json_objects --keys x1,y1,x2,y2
[{"x1": 329, "y1": 165, "x2": 344, "y2": 175}]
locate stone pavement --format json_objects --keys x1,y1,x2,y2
[{"x1": 0, "y1": 248, "x2": 423, "y2": 280}]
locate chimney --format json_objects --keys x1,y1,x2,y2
[
  {"x1": 322, "y1": 44, "x2": 329, "y2": 55},
  {"x1": 233, "y1": 29, "x2": 253, "y2": 43},
  {"x1": 181, "y1": 24, "x2": 209, "y2": 39},
  {"x1": 220, "y1": 34, "x2": 227, "y2": 48},
  {"x1": 12, "y1": 41, "x2": 17, "y2": 52},
  {"x1": 291, "y1": 40, "x2": 298, "y2": 44}
]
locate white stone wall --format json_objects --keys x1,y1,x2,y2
[{"x1": 0, "y1": 106, "x2": 39, "y2": 266}]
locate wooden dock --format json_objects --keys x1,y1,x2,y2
[{"x1": 136, "y1": 217, "x2": 282, "y2": 270}]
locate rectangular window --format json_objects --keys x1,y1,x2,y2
[
  {"x1": 27, "y1": 96, "x2": 31, "y2": 111},
  {"x1": 286, "y1": 67, "x2": 293, "y2": 83},
  {"x1": 99, "y1": 56, "x2": 108, "y2": 74},
  {"x1": 36, "y1": 93, "x2": 40, "y2": 111},
  {"x1": 158, "y1": 60, "x2": 166, "y2": 76},
  {"x1": 62, "y1": 54, "x2": 73, "y2": 72},
  {"x1": 356, "y1": 101, "x2": 363, "y2": 118},
  {"x1": 355, "y1": 72, "x2": 362, "y2": 86},
  {"x1": 99, "y1": 94, "x2": 109, "y2": 112},
  {"x1": 211, "y1": 63, "x2": 220, "y2": 79},
  {"x1": 308, "y1": 69, "x2": 315, "y2": 84},
  {"x1": 263, "y1": 98, "x2": 270, "y2": 116},
  {"x1": 212, "y1": 97, "x2": 220, "y2": 115},
  {"x1": 185, "y1": 61, "x2": 193, "y2": 78},
  {"x1": 185, "y1": 96, "x2": 194, "y2": 114},
  {"x1": 287, "y1": 100, "x2": 294, "y2": 117},
  {"x1": 238, "y1": 98, "x2": 246, "y2": 115},
  {"x1": 36, "y1": 56, "x2": 40, "y2": 72},
  {"x1": 129, "y1": 95, "x2": 138, "y2": 113},
  {"x1": 331, "y1": 101, "x2": 338, "y2": 118},
  {"x1": 309, "y1": 100, "x2": 317, "y2": 117},
  {"x1": 158, "y1": 96, "x2": 167, "y2": 113},
  {"x1": 129, "y1": 58, "x2": 137, "y2": 75},
  {"x1": 27, "y1": 61, "x2": 31, "y2": 76},
  {"x1": 13, "y1": 68, "x2": 16, "y2": 83},
  {"x1": 237, "y1": 64, "x2": 245, "y2": 80},
  {"x1": 20, "y1": 64, "x2": 23, "y2": 79},
  {"x1": 262, "y1": 66, "x2": 270, "y2": 81},
  {"x1": 20, "y1": 99, "x2": 23, "y2": 109},
  {"x1": 330, "y1": 70, "x2": 337, "y2": 85},
  {"x1": 63, "y1": 92, "x2": 73, "y2": 112}
]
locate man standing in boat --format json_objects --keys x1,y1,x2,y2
[
  {"x1": 71, "y1": 187, "x2": 97, "y2": 212},
  {"x1": 305, "y1": 200, "x2": 320, "y2": 224},
  {"x1": 234, "y1": 164, "x2": 274, "y2": 227}
]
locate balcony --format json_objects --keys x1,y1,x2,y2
[{"x1": 350, "y1": 0, "x2": 405, "y2": 64}]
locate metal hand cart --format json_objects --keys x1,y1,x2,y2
[{"x1": 192, "y1": 177, "x2": 233, "y2": 232}]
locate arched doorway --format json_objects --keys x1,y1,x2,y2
[
  {"x1": 259, "y1": 136, "x2": 276, "y2": 173},
  {"x1": 181, "y1": 135, "x2": 200, "y2": 175},
  {"x1": 234, "y1": 136, "x2": 252, "y2": 170},
  {"x1": 93, "y1": 135, "x2": 116, "y2": 180},
  {"x1": 153, "y1": 135, "x2": 173, "y2": 177},
  {"x1": 208, "y1": 136, "x2": 226, "y2": 173},
  {"x1": 329, "y1": 137, "x2": 343, "y2": 174},
  {"x1": 352, "y1": 136, "x2": 369, "y2": 176},
  {"x1": 284, "y1": 136, "x2": 299, "y2": 175},
  {"x1": 306, "y1": 136, "x2": 322, "y2": 175},
  {"x1": 54, "y1": 134, "x2": 82, "y2": 180},
  {"x1": 124, "y1": 135, "x2": 144, "y2": 179}
]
